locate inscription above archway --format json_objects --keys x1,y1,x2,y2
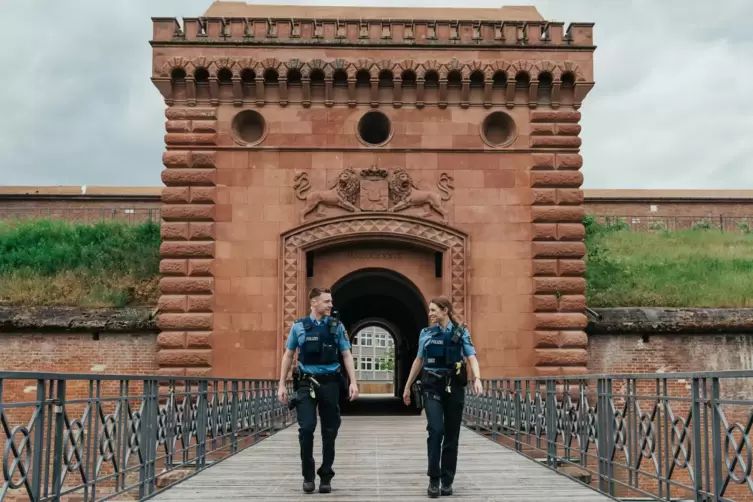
[{"x1": 280, "y1": 213, "x2": 468, "y2": 337}]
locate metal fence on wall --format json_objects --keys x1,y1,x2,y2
[
  {"x1": 462, "y1": 370, "x2": 753, "y2": 502},
  {"x1": 0, "y1": 372, "x2": 294, "y2": 501},
  {"x1": 1, "y1": 208, "x2": 753, "y2": 233},
  {"x1": 593, "y1": 214, "x2": 753, "y2": 233}
]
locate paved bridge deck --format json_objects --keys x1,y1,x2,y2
[{"x1": 152, "y1": 414, "x2": 612, "y2": 501}]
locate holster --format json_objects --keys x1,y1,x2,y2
[
  {"x1": 411, "y1": 380, "x2": 425, "y2": 409},
  {"x1": 292, "y1": 367, "x2": 301, "y2": 392}
]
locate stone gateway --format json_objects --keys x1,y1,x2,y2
[{"x1": 150, "y1": 2, "x2": 596, "y2": 393}]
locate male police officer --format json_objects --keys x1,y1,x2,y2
[{"x1": 277, "y1": 287, "x2": 359, "y2": 494}]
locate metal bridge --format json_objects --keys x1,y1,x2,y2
[{"x1": 0, "y1": 370, "x2": 751, "y2": 501}]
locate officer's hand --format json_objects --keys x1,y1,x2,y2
[
  {"x1": 348, "y1": 382, "x2": 359, "y2": 401},
  {"x1": 277, "y1": 385, "x2": 287, "y2": 405},
  {"x1": 402, "y1": 387, "x2": 411, "y2": 406},
  {"x1": 473, "y1": 378, "x2": 483, "y2": 396}
]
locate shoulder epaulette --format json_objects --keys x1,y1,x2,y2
[{"x1": 295, "y1": 317, "x2": 314, "y2": 330}]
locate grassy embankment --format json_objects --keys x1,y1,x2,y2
[{"x1": 0, "y1": 217, "x2": 751, "y2": 308}]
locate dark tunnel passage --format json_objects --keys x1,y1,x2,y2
[{"x1": 331, "y1": 268, "x2": 428, "y2": 414}]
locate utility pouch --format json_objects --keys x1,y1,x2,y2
[
  {"x1": 451, "y1": 361, "x2": 469, "y2": 387},
  {"x1": 412, "y1": 380, "x2": 425, "y2": 409}
]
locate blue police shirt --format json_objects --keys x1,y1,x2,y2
[
  {"x1": 285, "y1": 314, "x2": 351, "y2": 375},
  {"x1": 416, "y1": 321, "x2": 476, "y2": 370}
]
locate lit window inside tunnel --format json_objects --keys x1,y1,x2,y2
[{"x1": 331, "y1": 268, "x2": 428, "y2": 415}]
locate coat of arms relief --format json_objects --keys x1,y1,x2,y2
[{"x1": 293, "y1": 166, "x2": 455, "y2": 223}]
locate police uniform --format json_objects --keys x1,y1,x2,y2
[
  {"x1": 285, "y1": 314, "x2": 351, "y2": 491},
  {"x1": 416, "y1": 320, "x2": 476, "y2": 497}
]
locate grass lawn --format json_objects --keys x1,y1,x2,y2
[
  {"x1": 0, "y1": 217, "x2": 751, "y2": 308},
  {"x1": 585, "y1": 216, "x2": 753, "y2": 308}
]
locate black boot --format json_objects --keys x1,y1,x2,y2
[
  {"x1": 427, "y1": 478, "x2": 440, "y2": 498},
  {"x1": 441, "y1": 483, "x2": 453, "y2": 496},
  {"x1": 319, "y1": 479, "x2": 332, "y2": 493},
  {"x1": 302, "y1": 481, "x2": 315, "y2": 493}
]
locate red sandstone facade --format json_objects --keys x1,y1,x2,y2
[{"x1": 148, "y1": 2, "x2": 596, "y2": 387}]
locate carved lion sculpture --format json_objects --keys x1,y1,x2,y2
[
  {"x1": 389, "y1": 168, "x2": 454, "y2": 219},
  {"x1": 294, "y1": 167, "x2": 360, "y2": 219}
]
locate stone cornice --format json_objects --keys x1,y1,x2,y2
[
  {"x1": 151, "y1": 56, "x2": 594, "y2": 109},
  {"x1": 586, "y1": 308, "x2": 753, "y2": 335},
  {"x1": 3, "y1": 306, "x2": 752, "y2": 336},
  {"x1": 151, "y1": 17, "x2": 595, "y2": 50}
]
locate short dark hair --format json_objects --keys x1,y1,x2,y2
[{"x1": 308, "y1": 287, "x2": 331, "y2": 301}]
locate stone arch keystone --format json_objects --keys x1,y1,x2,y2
[{"x1": 279, "y1": 213, "x2": 469, "y2": 338}]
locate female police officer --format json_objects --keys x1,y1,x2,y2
[{"x1": 403, "y1": 296, "x2": 483, "y2": 498}]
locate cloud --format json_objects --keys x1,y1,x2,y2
[{"x1": 0, "y1": 0, "x2": 751, "y2": 189}]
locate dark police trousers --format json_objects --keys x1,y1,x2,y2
[
  {"x1": 423, "y1": 379, "x2": 465, "y2": 485},
  {"x1": 295, "y1": 375, "x2": 342, "y2": 482}
]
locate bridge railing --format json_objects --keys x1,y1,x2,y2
[
  {"x1": 0, "y1": 371, "x2": 295, "y2": 502},
  {"x1": 463, "y1": 370, "x2": 753, "y2": 502}
]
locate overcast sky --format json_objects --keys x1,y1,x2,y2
[{"x1": 1, "y1": 0, "x2": 751, "y2": 189}]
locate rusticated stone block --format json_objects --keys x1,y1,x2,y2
[
  {"x1": 533, "y1": 224, "x2": 557, "y2": 241},
  {"x1": 530, "y1": 111, "x2": 581, "y2": 123},
  {"x1": 556, "y1": 154, "x2": 583, "y2": 169},
  {"x1": 534, "y1": 277, "x2": 585, "y2": 295},
  {"x1": 188, "y1": 259, "x2": 213, "y2": 276},
  {"x1": 530, "y1": 136, "x2": 582, "y2": 148},
  {"x1": 157, "y1": 331, "x2": 186, "y2": 349},
  {"x1": 161, "y1": 204, "x2": 215, "y2": 221},
  {"x1": 558, "y1": 259, "x2": 586, "y2": 276},
  {"x1": 162, "y1": 151, "x2": 192, "y2": 168},
  {"x1": 165, "y1": 108, "x2": 217, "y2": 121},
  {"x1": 188, "y1": 222, "x2": 215, "y2": 240},
  {"x1": 157, "y1": 313, "x2": 213, "y2": 331},
  {"x1": 533, "y1": 295, "x2": 558, "y2": 312},
  {"x1": 531, "y1": 124, "x2": 555, "y2": 135},
  {"x1": 557, "y1": 189, "x2": 584, "y2": 205},
  {"x1": 535, "y1": 313, "x2": 588, "y2": 330},
  {"x1": 559, "y1": 295, "x2": 586, "y2": 311},
  {"x1": 156, "y1": 348, "x2": 212, "y2": 367},
  {"x1": 533, "y1": 366, "x2": 589, "y2": 377},
  {"x1": 161, "y1": 222, "x2": 190, "y2": 241},
  {"x1": 158, "y1": 295, "x2": 188, "y2": 312},
  {"x1": 165, "y1": 120, "x2": 191, "y2": 133},
  {"x1": 159, "y1": 277, "x2": 213, "y2": 295},
  {"x1": 530, "y1": 171, "x2": 583, "y2": 188},
  {"x1": 165, "y1": 132, "x2": 218, "y2": 146},
  {"x1": 555, "y1": 124, "x2": 581, "y2": 136},
  {"x1": 534, "y1": 348, "x2": 588, "y2": 366},
  {"x1": 557, "y1": 223, "x2": 585, "y2": 240},
  {"x1": 531, "y1": 206, "x2": 584, "y2": 222},
  {"x1": 534, "y1": 330, "x2": 560, "y2": 348},
  {"x1": 186, "y1": 332, "x2": 212, "y2": 348},
  {"x1": 161, "y1": 169, "x2": 217, "y2": 186},
  {"x1": 186, "y1": 367, "x2": 213, "y2": 378},
  {"x1": 559, "y1": 330, "x2": 588, "y2": 348},
  {"x1": 157, "y1": 367, "x2": 187, "y2": 377},
  {"x1": 189, "y1": 187, "x2": 217, "y2": 203},
  {"x1": 160, "y1": 241, "x2": 214, "y2": 258},
  {"x1": 532, "y1": 242, "x2": 586, "y2": 259},
  {"x1": 191, "y1": 120, "x2": 217, "y2": 133},
  {"x1": 187, "y1": 295, "x2": 212, "y2": 312},
  {"x1": 190, "y1": 151, "x2": 217, "y2": 168},
  {"x1": 159, "y1": 259, "x2": 188, "y2": 276},
  {"x1": 533, "y1": 189, "x2": 556, "y2": 205},
  {"x1": 532, "y1": 259, "x2": 557, "y2": 276},
  {"x1": 531, "y1": 153, "x2": 555, "y2": 169},
  {"x1": 162, "y1": 187, "x2": 190, "y2": 203}
]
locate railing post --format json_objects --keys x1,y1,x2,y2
[
  {"x1": 196, "y1": 380, "x2": 209, "y2": 469},
  {"x1": 31, "y1": 379, "x2": 46, "y2": 501},
  {"x1": 139, "y1": 379, "x2": 159, "y2": 498},
  {"x1": 50, "y1": 379, "x2": 66, "y2": 502},
  {"x1": 514, "y1": 380, "x2": 522, "y2": 452},
  {"x1": 710, "y1": 376, "x2": 722, "y2": 501},
  {"x1": 546, "y1": 379, "x2": 557, "y2": 469},
  {"x1": 253, "y1": 381, "x2": 261, "y2": 441},
  {"x1": 231, "y1": 380, "x2": 239, "y2": 453},
  {"x1": 491, "y1": 380, "x2": 499, "y2": 442},
  {"x1": 691, "y1": 377, "x2": 704, "y2": 502}
]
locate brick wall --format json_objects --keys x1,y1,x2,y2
[{"x1": 3, "y1": 189, "x2": 753, "y2": 224}]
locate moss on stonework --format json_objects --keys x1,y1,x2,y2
[{"x1": 0, "y1": 217, "x2": 751, "y2": 308}]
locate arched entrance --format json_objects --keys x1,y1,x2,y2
[{"x1": 332, "y1": 268, "x2": 428, "y2": 400}]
